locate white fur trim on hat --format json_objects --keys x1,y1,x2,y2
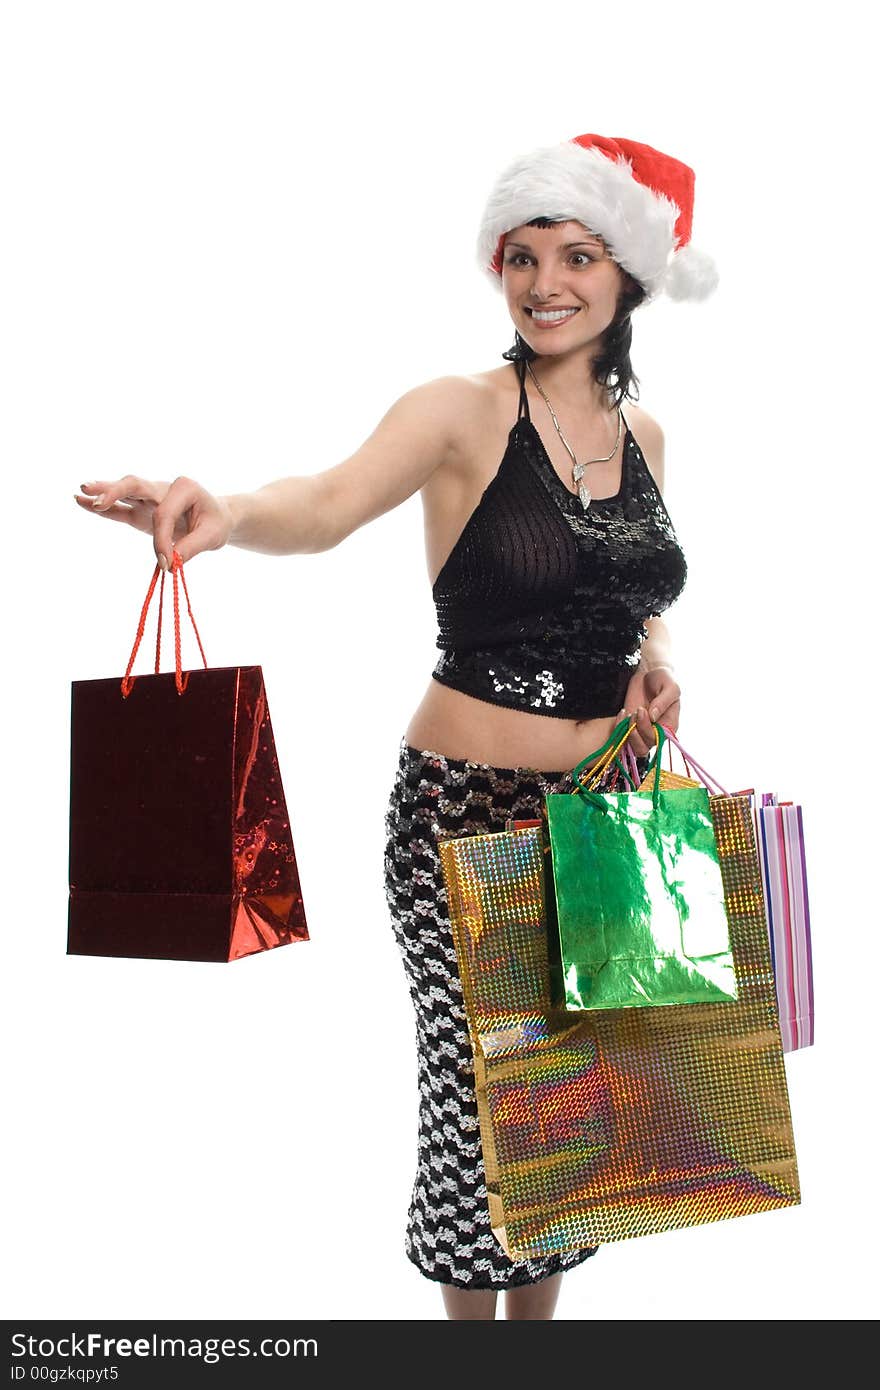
[
  {"x1": 478, "y1": 140, "x2": 698, "y2": 301},
  {"x1": 660, "y1": 242, "x2": 720, "y2": 301}
]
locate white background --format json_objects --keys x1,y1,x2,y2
[{"x1": 2, "y1": 0, "x2": 876, "y2": 1321}]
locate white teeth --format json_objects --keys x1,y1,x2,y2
[{"x1": 531, "y1": 308, "x2": 579, "y2": 322}]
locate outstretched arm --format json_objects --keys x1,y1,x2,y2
[
  {"x1": 221, "y1": 376, "x2": 462, "y2": 556},
  {"x1": 75, "y1": 376, "x2": 464, "y2": 569}
]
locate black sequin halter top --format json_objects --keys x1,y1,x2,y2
[{"x1": 430, "y1": 358, "x2": 688, "y2": 720}]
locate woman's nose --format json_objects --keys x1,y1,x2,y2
[{"x1": 530, "y1": 278, "x2": 564, "y2": 302}]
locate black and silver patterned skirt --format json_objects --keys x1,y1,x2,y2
[{"x1": 383, "y1": 733, "x2": 645, "y2": 1290}]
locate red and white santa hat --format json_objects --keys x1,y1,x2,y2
[{"x1": 478, "y1": 132, "x2": 719, "y2": 302}]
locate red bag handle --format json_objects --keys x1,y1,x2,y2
[{"x1": 120, "y1": 549, "x2": 208, "y2": 698}]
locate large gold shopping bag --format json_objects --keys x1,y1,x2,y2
[{"x1": 438, "y1": 786, "x2": 800, "y2": 1258}]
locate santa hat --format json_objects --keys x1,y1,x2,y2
[{"x1": 478, "y1": 133, "x2": 719, "y2": 303}]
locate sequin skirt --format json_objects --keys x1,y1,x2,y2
[{"x1": 383, "y1": 734, "x2": 643, "y2": 1290}]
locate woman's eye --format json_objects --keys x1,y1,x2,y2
[{"x1": 505, "y1": 253, "x2": 593, "y2": 267}]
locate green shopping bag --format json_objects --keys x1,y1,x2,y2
[{"x1": 544, "y1": 719, "x2": 738, "y2": 1012}]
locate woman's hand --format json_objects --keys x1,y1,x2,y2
[
  {"x1": 616, "y1": 665, "x2": 682, "y2": 758},
  {"x1": 73, "y1": 476, "x2": 234, "y2": 568}
]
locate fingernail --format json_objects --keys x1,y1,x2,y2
[
  {"x1": 91, "y1": 493, "x2": 105, "y2": 507},
  {"x1": 650, "y1": 707, "x2": 659, "y2": 720},
  {"x1": 157, "y1": 554, "x2": 168, "y2": 571}
]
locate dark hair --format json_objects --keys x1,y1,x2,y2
[{"x1": 500, "y1": 217, "x2": 647, "y2": 408}]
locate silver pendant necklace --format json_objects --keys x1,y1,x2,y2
[{"x1": 525, "y1": 360, "x2": 623, "y2": 511}]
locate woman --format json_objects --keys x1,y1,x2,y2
[{"x1": 73, "y1": 131, "x2": 718, "y2": 1320}]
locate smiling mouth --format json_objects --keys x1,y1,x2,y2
[{"x1": 525, "y1": 306, "x2": 582, "y2": 319}]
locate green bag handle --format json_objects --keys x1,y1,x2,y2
[
  {"x1": 570, "y1": 718, "x2": 667, "y2": 813},
  {"x1": 570, "y1": 716, "x2": 661, "y2": 785}
]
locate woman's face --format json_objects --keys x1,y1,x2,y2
[{"x1": 501, "y1": 220, "x2": 626, "y2": 357}]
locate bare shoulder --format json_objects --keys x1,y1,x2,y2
[
  {"x1": 624, "y1": 401, "x2": 666, "y2": 494},
  {"x1": 309, "y1": 372, "x2": 491, "y2": 548},
  {"x1": 398, "y1": 372, "x2": 488, "y2": 424},
  {"x1": 404, "y1": 370, "x2": 506, "y2": 465},
  {"x1": 420, "y1": 369, "x2": 499, "y2": 425}
]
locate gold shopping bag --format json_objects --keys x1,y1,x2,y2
[{"x1": 438, "y1": 790, "x2": 800, "y2": 1258}]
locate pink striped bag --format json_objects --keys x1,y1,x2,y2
[
  {"x1": 749, "y1": 794, "x2": 814, "y2": 1051},
  {"x1": 624, "y1": 729, "x2": 815, "y2": 1054}
]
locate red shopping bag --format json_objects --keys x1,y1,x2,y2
[{"x1": 68, "y1": 551, "x2": 309, "y2": 962}]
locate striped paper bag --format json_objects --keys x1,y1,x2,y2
[{"x1": 750, "y1": 794, "x2": 814, "y2": 1052}]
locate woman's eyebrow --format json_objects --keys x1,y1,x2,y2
[{"x1": 505, "y1": 237, "x2": 604, "y2": 251}]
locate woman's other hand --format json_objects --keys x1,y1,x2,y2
[
  {"x1": 74, "y1": 476, "x2": 234, "y2": 569},
  {"x1": 617, "y1": 665, "x2": 682, "y2": 757}
]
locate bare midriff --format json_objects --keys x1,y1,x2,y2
[{"x1": 403, "y1": 679, "x2": 620, "y2": 776}]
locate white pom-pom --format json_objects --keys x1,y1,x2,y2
[{"x1": 662, "y1": 243, "x2": 720, "y2": 301}]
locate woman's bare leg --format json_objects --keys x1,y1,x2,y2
[
  {"x1": 440, "y1": 1285, "x2": 499, "y2": 1320},
  {"x1": 504, "y1": 1271, "x2": 564, "y2": 1320}
]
